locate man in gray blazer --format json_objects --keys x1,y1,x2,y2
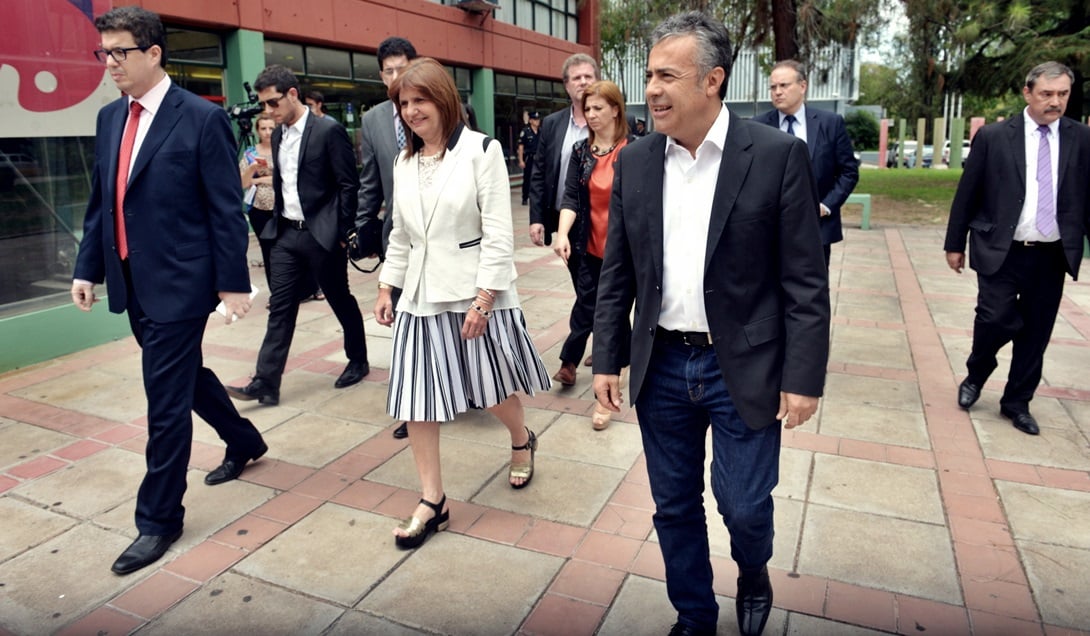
[{"x1": 354, "y1": 36, "x2": 417, "y2": 439}]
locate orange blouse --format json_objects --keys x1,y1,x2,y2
[{"x1": 586, "y1": 138, "x2": 627, "y2": 258}]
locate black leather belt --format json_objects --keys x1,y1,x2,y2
[
  {"x1": 1012, "y1": 240, "x2": 1059, "y2": 248},
  {"x1": 656, "y1": 327, "x2": 713, "y2": 347},
  {"x1": 280, "y1": 217, "x2": 306, "y2": 230}
]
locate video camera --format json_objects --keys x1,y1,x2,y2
[{"x1": 228, "y1": 82, "x2": 262, "y2": 136}]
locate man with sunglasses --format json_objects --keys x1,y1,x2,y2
[
  {"x1": 225, "y1": 65, "x2": 369, "y2": 406},
  {"x1": 72, "y1": 6, "x2": 266, "y2": 575}
]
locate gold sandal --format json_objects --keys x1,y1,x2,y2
[
  {"x1": 395, "y1": 495, "x2": 449, "y2": 550},
  {"x1": 509, "y1": 427, "x2": 537, "y2": 489},
  {"x1": 592, "y1": 402, "x2": 612, "y2": 430}
]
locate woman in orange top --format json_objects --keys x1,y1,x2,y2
[{"x1": 552, "y1": 80, "x2": 635, "y2": 430}]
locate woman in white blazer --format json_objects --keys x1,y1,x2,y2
[{"x1": 374, "y1": 59, "x2": 551, "y2": 550}]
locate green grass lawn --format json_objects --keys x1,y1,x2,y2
[{"x1": 849, "y1": 168, "x2": 963, "y2": 225}]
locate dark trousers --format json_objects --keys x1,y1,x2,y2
[
  {"x1": 123, "y1": 265, "x2": 263, "y2": 535},
  {"x1": 635, "y1": 337, "x2": 781, "y2": 630},
  {"x1": 255, "y1": 220, "x2": 367, "y2": 389},
  {"x1": 560, "y1": 252, "x2": 600, "y2": 364},
  {"x1": 521, "y1": 154, "x2": 535, "y2": 204},
  {"x1": 967, "y1": 241, "x2": 1066, "y2": 411},
  {"x1": 248, "y1": 208, "x2": 319, "y2": 299}
]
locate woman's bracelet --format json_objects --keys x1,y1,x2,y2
[
  {"x1": 470, "y1": 303, "x2": 492, "y2": 318},
  {"x1": 479, "y1": 288, "x2": 496, "y2": 299},
  {"x1": 378, "y1": 282, "x2": 393, "y2": 290},
  {"x1": 475, "y1": 294, "x2": 494, "y2": 307}
]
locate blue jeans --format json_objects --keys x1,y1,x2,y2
[{"x1": 635, "y1": 337, "x2": 781, "y2": 629}]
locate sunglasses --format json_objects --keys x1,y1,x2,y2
[{"x1": 259, "y1": 93, "x2": 286, "y2": 108}]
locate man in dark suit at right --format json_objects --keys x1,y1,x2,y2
[
  {"x1": 528, "y1": 53, "x2": 599, "y2": 385},
  {"x1": 227, "y1": 65, "x2": 369, "y2": 406},
  {"x1": 593, "y1": 11, "x2": 829, "y2": 636},
  {"x1": 945, "y1": 61, "x2": 1090, "y2": 436},
  {"x1": 754, "y1": 60, "x2": 858, "y2": 268},
  {"x1": 353, "y1": 36, "x2": 418, "y2": 439}
]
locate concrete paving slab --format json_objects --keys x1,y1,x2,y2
[
  {"x1": 235, "y1": 503, "x2": 407, "y2": 605},
  {"x1": 314, "y1": 379, "x2": 391, "y2": 426},
  {"x1": 822, "y1": 373, "x2": 923, "y2": 413},
  {"x1": 367, "y1": 435, "x2": 513, "y2": 503},
  {"x1": 838, "y1": 267, "x2": 895, "y2": 292},
  {"x1": 833, "y1": 291, "x2": 903, "y2": 323},
  {"x1": 11, "y1": 368, "x2": 146, "y2": 424},
  {"x1": 357, "y1": 532, "x2": 562, "y2": 636},
  {"x1": 974, "y1": 417, "x2": 1090, "y2": 471},
  {"x1": 325, "y1": 609, "x2": 429, "y2": 635},
  {"x1": 774, "y1": 447, "x2": 812, "y2": 502},
  {"x1": 810, "y1": 455, "x2": 944, "y2": 523},
  {"x1": 0, "y1": 497, "x2": 77, "y2": 561},
  {"x1": 799, "y1": 505, "x2": 960, "y2": 604},
  {"x1": 532, "y1": 412, "x2": 644, "y2": 469},
  {"x1": 1019, "y1": 541, "x2": 1090, "y2": 630},
  {"x1": 817, "y1": 400, "x2": 930, "y2": 449},
  {"x1": 11, "y1": 447, "x2": 145, "y2": 519},
  {"x1": 994, "y1": 481, "x2": 1090, "y2": 550},
  {"x1": 787, "y1": 612, "x2": 891, "y2": 635},
  {"x1": 0, "y1": 418, "x2": 74, "y2": 470},
  {"x1": 474, "y1": 454, "x2": 625, "y2": 526},
  {"x1": 257, "y1": 411, "x2": 383, "y2": 468},
  {"x1": 139, "y1": 571, "x2": 343, "y2": 636},
  {"x1": 830, "y1": 325, "x2": 913, "y2": 370}
]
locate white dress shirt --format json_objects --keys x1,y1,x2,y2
[
  {"x1": 554, "y1": 105, "x2": 589, "y2": 211},
  {"x1": 125, "y1": 73, "x2": 172, "y2": 177},
  {"x1": 779, "y1": 104, "x2": 808, "y2": 144},
  {"x1": 278, "y1": 108, "x2": 310, "y2": 222},
  {"x1": 1015, "y1": 108, "x2": 1060, "y2": 242},
  {"x1": 658, "y1": 104, "x2": 731, "y2": 333}
]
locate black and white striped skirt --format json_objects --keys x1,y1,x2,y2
[{"x1": 386, "y1": 308, "x2": 551, "y2": 422}]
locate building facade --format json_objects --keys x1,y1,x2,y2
[{"x1": 1, "y1": 0, "x2": 598, "y2": 371}]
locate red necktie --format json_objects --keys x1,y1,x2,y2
[{"x1": 115, "y1": 100, "x2": 143, "y2": 260}]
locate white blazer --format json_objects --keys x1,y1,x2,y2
[{"x1": 379, "y1": 125, "x2": 517, "y2": 307}]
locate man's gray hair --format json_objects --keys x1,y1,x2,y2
[
  {"x1": 561, "y1": 53, "x2": 599, "y2": 82},
  {"x1": 772, "y1": 59, "x2": 807, "y2": 83},
  {"x1": 650, "y1": 11, "x2": 733, "y2": 99},
  {"x1": 1025, "y1": 61, "x2": 1074, "y2": 91}
]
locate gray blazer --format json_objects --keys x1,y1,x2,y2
[{"x1": 355, "y1": 99, "x2": 401, "y2": 251}]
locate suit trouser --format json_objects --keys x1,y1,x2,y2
[
  {"x1": 248, "y1": 208, "x2": 319, "y2": 299},
  {"x1": 559, "y1": 252, "x2": 600, "y2": 365},
  {"x1": 123, "y1": 264, "x2": 264, "y2": 535},
  {"x1": 635, "y1": 336, "x2": 780, "y2": 630},
  {"x1": 521, "y1": 155, "x2": 535, "y2": 203},
  {"x1": 967, "y1": 241, "x2": 1066, "y2": 410},
  {"x1": 255, "y1": 221, "x2": 368, "y2": 389}
]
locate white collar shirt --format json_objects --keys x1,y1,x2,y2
[
  {"x1": 126, "y1": 73, "x2": 172, "y2": 176},
  {"x1": 778, "y1": 104, "x2": 807, "y2": 144},
  {"x1": 658, "y1": 104, "x2": 730, "y2": 333},
  {"x1": 1016, "y1": 108, "x2": 1060, "y2": 242},
  {"x1": 554, "y1": 105, "x2": 589, "y2": 211},
  {"x1": 278, "y1": 108, "x2": 309, "y2": 222}
]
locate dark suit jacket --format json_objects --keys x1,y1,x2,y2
[
  {"x1": 529, "y1": 106, "x2": 574, "y2": 245},
  {"x1": 74, "y1": 84, "x2": 250, "y2": 322},
  {"x1": 266, "y1": 111, "x2": 358, "y2": 252},
  {"x1": 754, "y1": 107, "x2": 859, "y2": 245},
  {"x1": 944, "y1": 113, "x2": 1090, "y2": 279},
  {"x1": 593, "y1": 119, "x2": 831, "y2": 430},
  {"x1": 355, "y1": 99, "x2": 400, "y2": 252}
]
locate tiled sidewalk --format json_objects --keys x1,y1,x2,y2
[{"x1": 1, "y1": 204, "x2": 1089, "y2": 635}]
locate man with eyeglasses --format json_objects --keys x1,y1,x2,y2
[
  {"x1": 225, "y1": 65, "x2": 370, "y2": 407},
  {"x1": 352, "y1": 36, "x2": 418, "y2": 440},
  {"x1": 72, "y1": 6, "x2": 266, "y2": 575},
  {"x1": 754, "y1": 60, "x2": 858, "y2": 269}
]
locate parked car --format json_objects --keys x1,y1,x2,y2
[
  {"x1": 942, "y1": 139, "x2": 971, "y2": 166},
  {"x1": 901, "y1": 141, "x2": 933, "y2": 168}
]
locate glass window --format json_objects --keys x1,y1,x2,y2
[
  {"x1": 534, "y1": 4, "x2": 550, "y2": 36},
  {"x1": 353, "y1": 53, "x2": 381, "y2": 82},
  {"x1": 166, "y1": 28, "x2": 223, "y2": 65},
  {"x1": 265, "y1": 41, "x2": 304, "y2": 74},
  {"x1": 495, "y1": 73, "x2": 517, "y2": 95},
  {"x1": 306, "y1": 46, "x2": 351, "y2": 78},
  {"x1": 166, "y1": 64, "x2": 224, "y2": 101}
]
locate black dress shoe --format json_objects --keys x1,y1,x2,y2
[
  {"x1": 334, "y1": 360, "x2": 369, "y2": 388},
  {"x1": 111, "y1": 529, "x2": 182, "y2": 575},
  {"x1": 205, "y1": 441, "x2": 269, "y2": 485},
  {"x1": 736, "y1": 566, "x2": 773, "y2": 636},
  {"x1": 1001, "y1": 407, "x2": 1040, "y2": 435},
  {"x1": 392, "y1": 422, "x2": 409, "y2": 439},
  {"x1": 957, "y1": 378, "x2": 982, "y2": 409},
  {"x1": 225, "y1": 379, "x2": 279, "y2": 406},
  {"x1": 667, "y1": 623, "x2": 716, "y2": 636}
]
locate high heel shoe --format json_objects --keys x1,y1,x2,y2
[
  {"x1": 509, "y1": 427, "x2": 537, "y2": 489},
  {"x1": 591, "y1": 402, "x2": 612, "y2": 431},
  {"x1": 394, "y1": 495, "x2": 449, "y2": 550}
]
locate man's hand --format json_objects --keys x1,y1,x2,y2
[
  {"x1": 946, "y1": 251, "x2": 965, "y2": 274},
  {"x1": 776, "y1": 392, "x2": 818, "y2": 429},
  {"x1": 71, "y1": 281, "x2": 96, "y2": 312},
  {"x1": 593, "y1": 374, "x2": 623, "y2": 412},
  {"x1": 529, "y1": 223, "x2": 545, "y2": 246},
  {"x1": 218, "y1": 291, "x2": 252, "y2": 324}
]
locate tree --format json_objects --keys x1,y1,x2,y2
[{"x1": 844, "y1": 109, "x2": 880, "y2": 148}]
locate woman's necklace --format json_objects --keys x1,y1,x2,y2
[{"x1": 591, "y1": 142, "x2": 616, "y2": 157}]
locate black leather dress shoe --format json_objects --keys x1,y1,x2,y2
[
  {"x1": 1001, "y1": 407, "x2": 1040, "y2": 435},
  {"x1": 667, "y1": 623, "x2": 716, "y2": 636},
  {"x1": 225, "y1": 379, "x2": 279, "y2": 406},
  {"x1": 205, "y1": 441, "x2": 269, "y2": 485},
  {"x1": 335, "y1": 360, "x2": 369, "y2": 388},
  {"x1": 111, "y1": 529, "x2": 182, "y2": 575},
  {"x1": 957, "y1": 379, "x2": 982, "y2": 409},
  {"x1": 736, "y1": 566, "x2": 773, "y2": 636},
  {"x1": 392, "y1": 422, "x2": 409, "y2": 439}
]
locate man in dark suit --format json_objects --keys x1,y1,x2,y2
[
  {"x1": 754, "y1": 60, "x2": 859, "y2": 268},
  {"x1": 72, "y1": 7, "x2": 267, "y2": 575},
  {"x1": 528, "y1": 53, "x2": 599, "y2": 385},
  {"x1": 593, "y1": 12, "x2": 829, "y2": 636},
  {"x1": 227, "y1": 65, "x2": 369, "y2": 406},
  {"x1": 944, "y1": 61, "x2": 1090, "y2": 436},
  {"x1": 353, "y1": 36, "x2": 417, "y2": 439}
]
